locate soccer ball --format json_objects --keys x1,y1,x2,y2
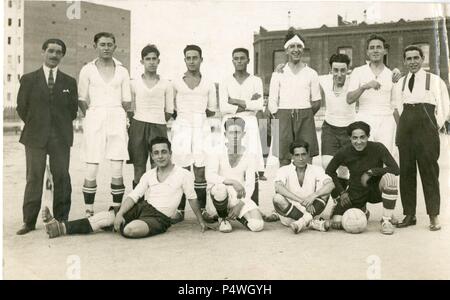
[{"x1": 342, "y1": 208, "x2": 367, "y2": 234}]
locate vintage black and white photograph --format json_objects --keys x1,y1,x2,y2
[{"x1": 2, "y1": 0, "x2": 450, "y2": 281}]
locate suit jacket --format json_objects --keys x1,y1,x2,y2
[{"x1": 17, "y1": 67, "x2": 78, "y2": 148}]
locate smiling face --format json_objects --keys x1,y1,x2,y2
[
  {"x1": 42, "y1": 43, "x2": 64, "y2": 68},
  {"x1": 350, "y1": 129, "x2": 369, "y2": 152},
  {"x1": 141, "y1": 52, "x2": 160, "y2": 73},
  {"x1": 184, "y1": 50, "x2": 202, "y2": 72},
  {"x1": 94, "y1": 37, "x2": 116, "y2": 59},
  {"x1": 292, "y1": 147, "x2": 309, "y2": 168},
  {"x1": 404, "y1": 50, "x2": 424, "y2": 74},
  {"x1": 331, "y1": 62, "x2": 348, "y2": 87},
  {"x1": 286, "y1": 43, "x2": 304, "y2": 63},
  {"x1": 367, "y1": 39, "x2": 386, "y2": 63},
  {"x1": 232, "y1": 51, "x2": 249, "y2": 72},
  {"x1": 150, "y1": 143, "x2": 172, "y2": 168}
]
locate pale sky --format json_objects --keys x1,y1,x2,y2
[{"x1": 91, "y1": 0, "x2": 449, "y2": 81}]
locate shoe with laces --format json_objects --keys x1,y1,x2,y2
[
  {"x1": 309, "y1": 218, "x2": 331, "y2": 232},
  {"x1": 380, "y1": 219, "x2": 395, "y2": 235},
  {"x1": 219, "y1": 218, "x2": 232, "y2": 233},
  {"x1": 263, "y1": 212, "x2": 280, "y2": 222},
  {"x1": 170, "y1": 209, "x2": 185, "y2": 224},
  {"x1": 201, "y1": 209, "x2": 218, "y2": 223},
  {"x1": 85, "y1": 209, "x2": 94, "y2": 218},
  {"x1": 290, "y1": 213, "x2": 313, "y2": 234}
]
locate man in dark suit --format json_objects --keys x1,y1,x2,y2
[{"x1": 16, "y1": 38, "x2": 78, "y2": 235}]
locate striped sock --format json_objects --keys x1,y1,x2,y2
[
  {"x1": 212, "y1": 196, "x2": 229, "y2": 218},
  {"x1": 82, "y1": 185, "x2": 97, "y2": 205},
  {"x1": 311, "y1": 198, "x2": 327, "y2": 216},
  {"x1": 194, "y1": 181, "x2": 207, "y2": 209},
  {"x1": 111, "y1": 183, "x2": 125, "y2": 205},
  {"x1": 275, "y1": 202, "x2": 303, "y2": 220}
]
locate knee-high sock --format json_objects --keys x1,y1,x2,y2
[
  {"x1": 111, "y1": 183, "x2": 125, "y2": 205},
  {"x1": 64, "y1": 218, "x2": 93, "y2": 235},
  {"x1": 251, "y1": 173, "x2": 259, "y2": 205},
  {"x1": 212, "y1": 196, "x2": 229, "y2": 218},
  {"x1": 381, "y1": 176, "x2": 398, "y2": 220},
  {"x1": 275, "y1": 201, "x2": 303, "y2": 220},
  {"x1": 194, "y1": 180, "x2": 207, "y2": 209},
  {"x1": 311, "y1": 197, "x2": 327, "y2": 217},
  {"x1": 82, "y1": 184, "x2": 97, "y2": 205}
]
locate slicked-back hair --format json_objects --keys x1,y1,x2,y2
[
  {"x1": 141, "y1": 44, "x2": 160, "y2": 59},
  {"x1": 42, "y1": 38, "x2": 66, "y2": 56},
  {"x1": 224, "y1": 117, "x2": 246, "y2": 132},
  {"x1": 94, "y1": 32, "x2": 116, "y2": 44},
  {"x1": 150, "y1": 136, "x2": 172, "y2": 153},
  {"x1": 232, "y1": 48, "x2": 249, "y2": 59},
  {"x1": 329, "y1": 53, "x2": 350, "y2": 67},
  {"x1": 184, "y1": 44, "x2": 202, "y2": 58},
  {"x1": 289, "y1": 140, "x2": 310, "y2": 155},
  {"x1": 347, "y1": 121, "x2": 371, "y2": 137},
  {"x1": 366, "y1": 34, "x2": 386, "y2": 49},
  {"x1": 403, "y1": 45, "x2": 424, "y2": 59}
]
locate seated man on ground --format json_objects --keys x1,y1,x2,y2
[
  {"x1": 42, "y1": 136, "x2": 209, "y2": 239},
  {"x1": 206, "y1": 117, "x2": 264, "y2": 233},
  {"x1": 325, "y1": 121, "x2": 400, "y2": 235},
  {"x1": 265, "y1": 140, "x2": 335, "y2": 234}
]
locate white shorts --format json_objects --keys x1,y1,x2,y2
[
  {"x1": 221, "y1": 114, "x2": 265, "y2": 172},
  {"x1": 355, "y1": 113, "x2": 397, "y2": 156},
  {"x1": 81, "y1": 107, "x2": 129, "y2": 163},
  {"x1": 171, "y1": 116, "x2": 212, "y2": 167},
  {"x1": 209, "y1": 185, "x2": 259, "y2": 218}
]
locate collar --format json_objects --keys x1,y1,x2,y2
[
  {"x1": 406, "y1": 68, "x2": 425, "y2": 80},
  {"x1": 88, "y1": 57, "x2": 123, "y2": 66},
  {"x1": 42, "y1": 65, "x2": 58, "y2": 79}
]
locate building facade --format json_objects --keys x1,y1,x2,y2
[
  {"x1": 4, "y1": 0, "x2": 130, "y2": 120},
  {"x1": 253, "y1": 16, "x2": 450, "y2": 94}
]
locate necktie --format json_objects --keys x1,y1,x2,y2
[
  {"x1": 408, "y1": 73, "x2": 415, "y2": 93},
  {"x1": 48, "y1": 69, "x2": 55, "y2": 93}
]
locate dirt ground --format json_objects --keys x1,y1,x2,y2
[{"x1": 3, "y1": 131, "x2": 450, "y2": 280}]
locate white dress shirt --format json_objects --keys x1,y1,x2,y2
[{"x1": 43, "y1": 65, "x2": 58, "y2": 84}]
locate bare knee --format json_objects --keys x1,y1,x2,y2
[
  {"x1": 273, "y1": 194, "x2": 289, "y2": 210},
  {"x1": 122, "y1": 222, "x2": 149, "y2": 238}
]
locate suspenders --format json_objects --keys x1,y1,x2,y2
[{"x1": 401, "y1": 72, "x2": 431, "y2": 91}]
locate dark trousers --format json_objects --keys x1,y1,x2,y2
[
  {"x1": 397, "y1": 103, "x2": 440, "y2": 216},
  {"x1": 23, "y1": 133, "x2": 71, "y2": 226}
]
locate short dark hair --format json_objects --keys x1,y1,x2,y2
[
  {"x1": 184, "y1": 44, "x2": 202, "y2": 58},
  {"x1": 403, "y1": 45, "x2": 424, "y2": 59},
  {"x1": 224, "y1": 117, "x2": 246, "y2": 132},
  {"x1": 232, "y1": 48, "x2": 249, "y2": 59},
  {"x1": 141, "y1": 44, "x2": 160, "y2": 59},
  {"x1": 329, "y1": 53, "x2": 350, "y2": 67},
  {"x1": 94, "y1": 32, "x2": 116, "y2": 44},
  {"x1": 347, "y1": 121, "x2": 371, "y2": 137},
  {"x1": 289, "y1": 140, "x2": 309, "y2": 155},
  {"x1": 42, "y1": 38, "x2": 66, "y2": 56},
  {"x1": 366, "y1": 34, "x2": 386, "y2": 49},
  {"x1": 150, "y1": 136, "x2": 172, "y2": 153},
  {"x1": 284, "y1": 29, "x2": 305, "y2": 45}
]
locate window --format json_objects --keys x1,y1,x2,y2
[
  {"x1": 7, "y1": 74, "x2": 12, "y2": 82},
  {"x1": 52, "y1": 21, "x2": 56, "y2": 24},
  {"x1": 18, "y1": 74, "x2": 21, "y2": 81},
  {"x1": 8, "y1": 37, "x2": 11, "y2": 45},
  {"x1": 18, "y1": 55, "x2": 21, "y2": 64},
  {"x1": 338, "y1": 47, "x2": 353, "y2": 66},
  {"x1": 8, "y1": 55, "x2": 12, "y2": 64},
  {"x1": 8, "y1": 18, "x2": 12, "y2": 26},
  {"x1": 7, "y1": 93, "x2": 11, "y2": 101},
  {"x1": 52, "y1": 3, "x2": 56, "y2": 7},
  {"x1": 273, "y1": 50, "x2": 286, "y2": 71},
  {"x1": 8, "y1": 1, "x2": 12, "y2": 8},
  {"x1": 413, "y1": 43, "x2": 430, "y2": 70},
  {"x1": 18, "y1": 19, "x2": 21, "y2": 27}
]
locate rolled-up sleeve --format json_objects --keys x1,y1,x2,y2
[
  {"x1": 268, "y1": 73, "x2": 280, "y2": 114},
  {"x1": 310, "y1": 71, "x2": 321, "y2": 102},
  {"x1": 77, "y1": 66, "x2": 90, "y2": 102},
  {"x1": 121, "y1": 69, "x2": 132, "y2": 103},
  {"x1": 165, "y1": 82, "x2": 175, "y2": 114},
  {"x1": 127, "y1": 173, "x2": 150, "y2": 203}
]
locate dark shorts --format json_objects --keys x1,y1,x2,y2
[
  {"x1": 110, "y1": 201, "x2": 171, "y2": 238},
  {"x1": 272, "y1": 108, "x2": 319, "y2": 160},
  {"x1": 332, "y1": 183, "x2": 382, "y2": 216},
  {"x1": 321, "y1": 121, "x2": 350, "y2": 156},
  {"x1": 128, "y1": 118, "x2": 168, "y2": 165}
]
